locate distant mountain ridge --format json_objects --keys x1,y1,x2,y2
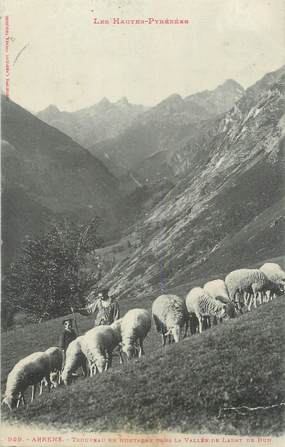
[
  {"x1": 90, "y1": 79, "x2": 244, "y2": 189},
  {"x1": 185, "y1": 79, "x2": 244, "y2": 116},
  {"x1": 37, "y1": 97, "x2": 148, "y2": 149},
  {"x1": 37, "y1": 80, "x2": 244, "y2": 191}
]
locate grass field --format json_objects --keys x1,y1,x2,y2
[{"x1": 1, "y1": 278, "x2": 285, "y2": 436}]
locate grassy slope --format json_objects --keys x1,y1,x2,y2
[{"x1": 2, "y1": 295, "x2": 285, "y2": 436}]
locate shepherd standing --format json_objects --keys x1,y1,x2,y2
[{"x1": 72, "y1": 288, "x2": 120, "y2": 326}]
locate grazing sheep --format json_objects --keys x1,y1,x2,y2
[
  {"x1": 2, "y1": 352, "x2": 51, "y2": 410},
  {"x1": 225, "y1": 268, "x2": 281, "y2": 311},
  {"x1": 111, "y1": 308, "x2": 151, "y2": 359},
  {"x1": 204, "y1": 279, "x2": 230, "y2": 303},
  {"x1": 260, "y1": 263, "x2": 285, "y2": 299},
  {"x1": 264, "y1": 283, "x2": 284, "y2": 302},
  {"x1": 185, "y1": 287, "x2": 227, "y2": 334},
  {"x1": 45, "y1": 347, "x2": 63, "y2": 371},
  {"x1": 61, "y1": 336, "x2": 88, "y2": 385},
  {"x1": 204, "y1": 279, "x2": 236, "y2": 319},
  {"x1": 40, "y1": 347, "x2": 63, "y2": 392},
  {"x1": 260, "y1": 263, "x2": 285, "y2": 283},
  {"x1": 80, "y1": 325, "x2": 121, "y2": 374},
  {"x1": 152, "y1": 294, "x2": 189, "y2": 345}
]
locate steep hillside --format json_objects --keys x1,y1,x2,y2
[
  {"x1": 99, "y1": 66, "x2": 285, "y2": 299},
  {"x1": 92, "y1": 102, "x2": 199, "y2": 181},
  {"x1": 37, "y1": 97, "x2": 148, "y2": 149},
  {"x1": 91, "y1": 80, "x2": 244, "y2": 188},
  {"x1": 1, "y1": 186, "x2": 54, "y2": 269},
  {"x1": 2, "y1": 297, "x2": 284, "y2": 435},
  {"x1": 1, "y1": 96, "x2": 123, "y2": 266}
]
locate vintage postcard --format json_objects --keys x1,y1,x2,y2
[{"x1": 1, "y1": 0, "x2": 284, "y2": 446}]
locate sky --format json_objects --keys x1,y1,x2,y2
[{"x1": 1, "y1": 0, "x2": 285, "y2": 112}]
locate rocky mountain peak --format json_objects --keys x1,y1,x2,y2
[
  {"x1": 36, "y1": 96, "x2": 147, "y2": 148},
  {"x1": 185, "y1": 79, "x2": 244, "y2": 116},
  {"x1": 98, "y1": 97, "x2": 111, "y2": 107},
  {"x1": 159, "y1": 93, "x2": 184, "y2": 106},
  {"x1": 38, "y1": 104, "x2": 61, "y2": 119},
  {"x1": 116, "y1": 96, "x2": 129, "y2": 107},
  {"x1": 153, "y1": 94, "x2": 185, "y2": 114},
  {"x1": 222, "y1": 79, "x2": 244, "y2": 90}
]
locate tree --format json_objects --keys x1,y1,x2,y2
[{"x1": 4, "y1": 218, "x2": 102, "y2": 322}]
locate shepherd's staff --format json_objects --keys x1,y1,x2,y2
[{"x1": 70, "y1": 306, "x2": 79, "y2": 336}]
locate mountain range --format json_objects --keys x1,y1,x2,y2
[
  {"x1": 37, "y1": 97, "x2": 148, "y2": 149},
  {"x1": 2, "y1": 67, "x2": 284, "y2": 289},
  {"x1": 90, "y1": 80, "x2": 244, "y2": 189},
  {"x1": 36, "y1": 80, "x2": 244, "y2": 193},
  {"x1": 98, "y1": 66, "x2": 285, "y2": 299}
]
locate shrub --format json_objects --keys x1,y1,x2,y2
[{"x1": 3, "y1": 218, "x2": 101, "y2": 323}]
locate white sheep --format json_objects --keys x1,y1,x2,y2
[
  {"x1": 80, "y1": 325, "x2": 121, "y2": 374},
  {"x1": 260, "y1": 263, "x2": 285, "y2": 283},
  {"x1": 111, "y1": 308, "x2": 151, "y2": 359},
  {"x1": 40, "y1": 347, "x2": 63, "y2": 392},
  {"x1": 260, "y1": 263, "x2": 285, "y2": 300},
  {"x1": 204, "y1": 279, "x2": 230, "y2": 303},
  {"x1": 152, "y1": 294, "x2": 189, "y2": 345},
  {"x1": 61, "y1": 336, "x2": 88, "y2": 385},
  {"x1": 185, "y1": 287, "x2": 227, "y2": 334},
  {"x1": 225, "y1": 268, "x2": 280, "y2": 311},
  {"x1": 204, "y1": 279, "x2": 236, "y2": 320},
  {"x1": 2, "y1": 352, "x2": 51, "y2": 410}
]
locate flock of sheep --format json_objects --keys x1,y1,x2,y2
[{"x1": 2, "y1": 262, "x2": 284, "y2": 411}]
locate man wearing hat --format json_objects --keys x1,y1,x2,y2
[{"x1": 72, "y1": 288, "x2": 120, "y2": 327}]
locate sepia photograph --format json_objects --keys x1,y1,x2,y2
[{"x1": 1, "y1": 0, "x2": 284, "y2": 445}]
